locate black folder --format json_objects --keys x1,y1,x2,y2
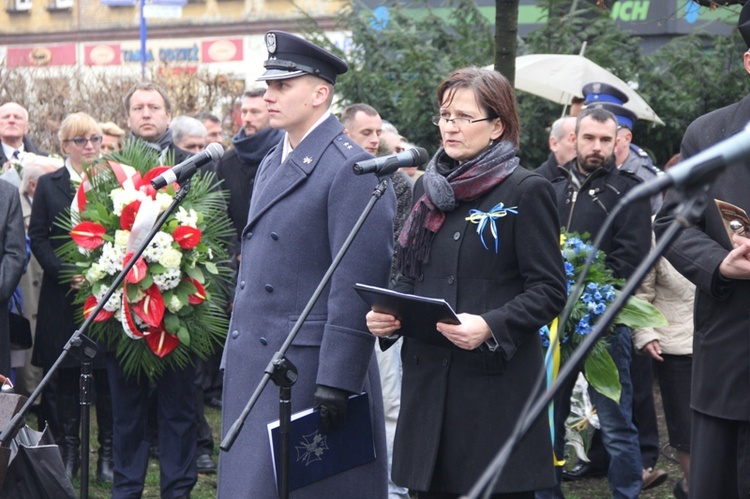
[{"x1": 353, "y1": 283, "x2": 460, "y2": 348}]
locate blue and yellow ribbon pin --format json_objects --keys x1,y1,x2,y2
[{"x1": 465, "y1": 202, "x2": 518, "y2": 253}]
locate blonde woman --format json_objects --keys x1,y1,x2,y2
[
  {"x1": 100, "y1": 121, "x2": 126, "y2": 155},
  {"x1": 29, "y1": 112, "x2": 114, "y2": 482}
]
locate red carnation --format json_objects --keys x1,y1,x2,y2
[
  {"x1": 123, "y1": 252, "x2": 148, "y2": 284},
  {"x1": 140, "y1": 166, "x2": 175, "y2": 197},
  {"x1": 120, "y1": 200, "x2": 142, "y2": 231},
  {"x1": 173, "y1": 226, "x2": 202, "y2": 250},
  {"x1": 70, "y1": 221, "x2": 106, "y2": 250},
  {"x1": 145, "y1": 327, "x2": 180, "y2": 358},
  {"x1": 83, "y1": 295, "x2": 115, "y2": 322},
  {"x1": 131, "y1": 284, "x2": 165, "y2": 328},
  {"x1": 185, "y1": 277, "x2": 206, "y2": 305}
]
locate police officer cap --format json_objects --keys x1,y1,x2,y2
[
  {"x1": 584, "y1": 102, "x2": 637, "y2": 130},
  {"x1": 258, "y1": 31, "x2": 348, "y2": 85},
  {"x1": 739, "y1": 1, "x2": 750, "y2": 49},
  {"x1": 582, "y1": 82, "x2": 630, "y2": 106}
]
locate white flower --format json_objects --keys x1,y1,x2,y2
[
  {"x1": 98, "y1": 242, "x2": 125, "y2": 275},
  {"x1": 85, "y1": 262, "x2": 107, "y2": 283},
  {"x1": 155, "y1": 192, "x2": 174, "y2": 212},
  {"x1": 94, "y1": 285, "x2": 123, "y2": 312},
  {"x1": 175, "y1": 207, "x2": 199, "y2": 228},
  {"x1": 144, "y1": 231, "x2": 172, "y2": 263},
  {"x1": 110, "y1": 187, "x2": 145, "y2": 216},
  {"x1": 114, "y1": 230, "x2": 130, "y2": 249},
  {"x1": 166, "y1": 295, "x2": 184, "y2": 313},
  {"x1": 153, "y1": 267, "x2": 181, "y2": 291},
  {"x1": 159, "y1": 248, "x2": 182, "y2": 269}
]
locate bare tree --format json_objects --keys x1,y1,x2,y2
[
  {"x1": 494, "y1": 0, "x2": 520, "y2": 84},
  {"x1": 0, "y1": 63, "x2": 245, "y2": 155}
]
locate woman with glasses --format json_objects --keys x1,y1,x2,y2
[
  {"x1": 366, "y1": 67, "x2": 567, "y2": 498},
  {"x1": 29, "y1": 112, "x2": 114, "y2": 483}
]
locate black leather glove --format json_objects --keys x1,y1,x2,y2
[{"x1": 313, "y1": 385, "x2": 349, "y2": 433}]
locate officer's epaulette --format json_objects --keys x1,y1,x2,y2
[
  {"x1": 643, "y1": 163, "x2": 662, "y2": 176},
  {"x1": 630, "y1": 144, "x2": 663, "y2": 176},
  {"x1": 631, "y1": 144, "x2": 650, "y2": 159},
  {"x1": 334, "y1": 134, "x2": 363, "y2": 158}
]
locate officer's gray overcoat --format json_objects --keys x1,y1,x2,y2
[{"x1": 219, "y1": 114, "x2": 395, "y2": 498}]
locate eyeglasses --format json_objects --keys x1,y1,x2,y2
[
  {"x1": 65, "y1": 135, "x2": 103, "y2": 147},
  {"x1": 431, "y1": 115, "x2": 494, "y2": 127}
]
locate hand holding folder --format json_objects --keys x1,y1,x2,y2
[{"x1": 354, "y1": 283, "x2": 461, "y2": 348}]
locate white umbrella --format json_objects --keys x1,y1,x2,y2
[{"x1": 509, "y1": 54, "x2": 664, "y2": 126}]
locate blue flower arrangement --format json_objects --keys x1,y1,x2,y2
[{"x1": 543, "y1": 231, "x2": 666, "y2": 401}]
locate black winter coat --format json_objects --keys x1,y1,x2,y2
[
  {"x1": 552, "y1": 160, "x2": 651, "y2": 280},
  {"x1": 655, "y1": 93, "x2": 750, "y2": 421},
  {"x1": 391, "y1": 166, "x2": 567, "y2": 494},
  {"x1": 29, "y1": 168, "x2": 103, "y2": 369}
]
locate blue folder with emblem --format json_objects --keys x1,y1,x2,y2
[{"x1": 267, "y1": 392, "x2": 375, "y2": 492}]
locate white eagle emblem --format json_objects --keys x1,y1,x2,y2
[{"x1": 266, "y1": 33, "x2": 277, "y2": 54}]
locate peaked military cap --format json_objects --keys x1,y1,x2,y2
[
  {"x1": 740, "y1": 1, "x2": 750, "y2": 49},
  {"x1": 584, "y1": 101, "x2": 637, "y2": 130},
  {"x1": 582, "y1": 82, "x2": 630, "y2": 106},
  {"x1": 258, "y1": 31, "x2": 348, "y2": 85}
]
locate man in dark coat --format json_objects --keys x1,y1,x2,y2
[
  {"x1": 653, "y1": 6, "x2": 750, "y2": 496},
  {"x1": 536, "y1": 116, "x2": 576, "y2": 182},
  {"x1": 0, "y1": 102, "x2": 47, "y2": 168},
  {"x1": 124, "y1": 83, "x2": 190, "y2": 166},
  {"x1": 568, "y1": 88, "x2": 665, "y2": 490},
  {"x1": 219, "y1": 31, "x2": 395, "y2": 498},
  {"x1": 216, "y1": 88, "x2": 283, "y2": 239},
  {"x1": 538, "y1": 107, "x2": 652, "y2": 499},
  {"x1": 0, "y1": 178, "x2": 27, "y2": 378},
  {"x1": 105, "y1": 82, "x2": 197, "y2": 499}
]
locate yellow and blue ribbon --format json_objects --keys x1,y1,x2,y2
[
  {"x1": 465, "y1": 202, "x2": 517, "y2": 253},
  {"x1": 543, "y1": 317, "x2": 566, "y2": 466}
]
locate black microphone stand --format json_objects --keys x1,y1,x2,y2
[
  {"x1": 0, "y1": 180, "x2": 194, "y2": 499},
  {"x1": 220, "y1": 176, "x2": 392, "y2": 499},
  {"x1": 462, "y1": 186, "x2": 709, "y2": 499}
]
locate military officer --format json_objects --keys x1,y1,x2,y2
[{"x1": 218, "y1": 31, "x2": 395, "y2": 498}]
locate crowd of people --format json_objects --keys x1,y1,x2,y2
[{"x1": 2, "y1": 4, "x2": 750, "y2": 498}]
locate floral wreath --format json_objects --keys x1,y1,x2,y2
[{"x1": 56, "y1": 140, "x2": 234, "y2": 380}]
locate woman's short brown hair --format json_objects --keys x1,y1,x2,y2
[{"x1": 436, "y1": 66, "x2": 520, "y2": 148}]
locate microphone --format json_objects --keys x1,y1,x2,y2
[
  {"x1": 621, "y1": 123, "x2": 750, "y2": 204},
  {"x1": 151, "y1": 142, "x2": 224, "y2": 189},
  {"x1": 353, "y1": 147, "x2": 429, "y2": 176}
]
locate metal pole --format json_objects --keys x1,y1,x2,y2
[{"x1": 140, "y1": 0, "x2": 147, "y2": 80}]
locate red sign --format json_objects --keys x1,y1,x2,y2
[
  {"x1": 201, "y1": 39, "x2": 243, "y2": 63},
  {"x1": 157, "y1": 66, "x2": 197, "y2": 77},
  {"x1": 84, "y1": 44, "x2": 122, "y2": 66},
  {"x1": 6, "y1": 45, "x2": 77, "y2": 67}
]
